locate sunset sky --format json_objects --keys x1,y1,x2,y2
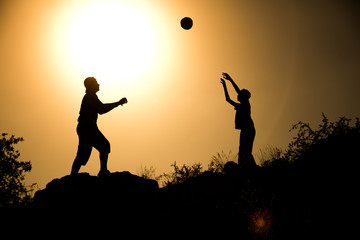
[{"x1": 1, "y1": 0, "x2": 359, "y2": 188}]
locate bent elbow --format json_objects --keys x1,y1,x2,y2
[{"x1": 98, "y1": 109, "x2": 106, "y2": 115}]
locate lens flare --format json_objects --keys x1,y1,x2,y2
[{"x1": 248, "y1": 208, "x2": 273, "y2": 236}]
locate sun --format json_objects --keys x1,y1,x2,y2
[
  {"x1": 50, "y1": 0, "x2": 163, "y2": 91},
  {"x1": 69, "y1": 2, "x2": 156, "y2": 86}
]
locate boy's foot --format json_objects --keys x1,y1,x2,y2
[{"x1": 98, "y1": 169, "x2": 111, "y2": 177}]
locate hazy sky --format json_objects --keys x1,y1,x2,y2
[{"x1": 1, "y1": 0, "x2": 359, "y2": 188}]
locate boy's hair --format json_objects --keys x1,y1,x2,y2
[
  {"x1": 84, "y1": 77, "x2": 97, "y2": 89},
  {"x1": 238, "y1": 89, "x2": 251, "y2": 100}
]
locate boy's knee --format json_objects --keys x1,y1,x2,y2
[
  {"x1": 103, "y1": 140, "x2": 110, "y2": 153},
  {"x1": 96, "y1": 137, "x2": 110, "y2": 154},
  {"x1": 75, "y1": 149, "x2": 91, "y2": 166}
]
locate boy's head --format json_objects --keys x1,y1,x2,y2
[
  {"x1": 84, "y1": 77, "x2": 99, "y2": 93},
  {"x1": 237, "y1": 89, "x2": 251, "y2": 102}
]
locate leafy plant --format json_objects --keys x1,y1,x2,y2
[
  {"x1": 256, "y1": 146, "x2": 283, "y2": 167},
  {"x1": 208, "y1": 150, "x2": 237, "y2": 173},
  {"x1": 0, "y1": 133, "x2": 34, "y2": 207},
  {"x1": 138, "y1": 165, "x2": 160, "y2": 181},
  {"x1": 285, "y1": 113, "x2": 359, "y2": 162},
  {"x1": 160, "y1": 161, "x2": 203, "y2": 187},
  {"x1": 261, "y1": 114, "x2": 360, "y2": 167}
]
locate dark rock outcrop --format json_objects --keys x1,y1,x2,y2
[{"x1": 33, "y1": 171, "x2": 159, "y2": 217}]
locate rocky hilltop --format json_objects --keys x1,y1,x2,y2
[
  {"x1": 32, "y1": 126, "x2": 360, "y2": 238},
  {"x1": 33, "y1": 171, "x2": 159, "y2": 216}
]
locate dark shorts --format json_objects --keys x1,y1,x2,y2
[{"x1": 75, "y1": 124, "x2": 110, "y2": 165}]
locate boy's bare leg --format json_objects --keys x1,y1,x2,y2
[
  {"x1": 100, "y1": 152, "x2": 109, "y2": 172},
  {"x1": 71, "y1": 158, "x2": 81, "y2": 175}
]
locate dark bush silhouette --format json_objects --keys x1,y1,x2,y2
[
  {"x1": 262, "y1": 113, "x2": 359, "y2": 166},
  {"x1": 0, "y1": 133, "x2": 34, "y2": 207},
  {"x1": 159, "y1": 161, "x2": 203, "y2": 187},
  {"x1": 256, "y1": 114, "x2": 359, "y2": 238},
  {"x1": 157, "y1": 114, "x2": 359, "y2": 237}
]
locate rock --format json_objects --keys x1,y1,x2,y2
[{"x1": 33, "y1": 171, "x2": 159, "y2": 217}]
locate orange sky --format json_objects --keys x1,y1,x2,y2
[{"x1": 1, "y1": 0, "x2": 359, "y2": 188}]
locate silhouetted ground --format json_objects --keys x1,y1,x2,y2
[
  {"x1": 33, "y1": 171, "x2": 158, "y2": 216},
  {"x1": 2, "y1": 129, "x2": 357, "y2": 238}
]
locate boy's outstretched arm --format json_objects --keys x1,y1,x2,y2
[
  {"x1": 221, "y1": 79, "x2": 237, "y2": 107},
  {"x1": 222, "y1": 72, "x2": 241, "y2": 94},
  {"x1": 98, "y1": 97, "x2": 127, "y2": 115}
]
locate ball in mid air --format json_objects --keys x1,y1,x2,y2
[{"x1": 180, "y1": 17, "x2": 193, "y2": 30}]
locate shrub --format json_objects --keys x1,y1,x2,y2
[
  {"x1": 159, "y1": 161, "x2": 203, "y2": 187},
  {"x1": 0, "y1": 133, "x2": 34, "y2": 207}
]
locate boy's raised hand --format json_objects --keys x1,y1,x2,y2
[
  {"x1": 119, "y1": 97, "x2": 128, "y2": 106},
  {"x1": 220, "y1": 78, "x2": 226, "y2": 85},
  {"x1": 222, "y1": 72, "x2": 232, "y2": 81}
]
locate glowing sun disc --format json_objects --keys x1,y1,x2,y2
[{"x1": 65, "y1": 2, "x2": 157, "y2": 87}]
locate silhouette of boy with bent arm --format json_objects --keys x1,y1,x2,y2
[
  {"x1": 71, "y1": 77, "x2": 127, "y2": 176},
  {"x1": 220, "y1": 73, "x2": 256, "y2": 169}
]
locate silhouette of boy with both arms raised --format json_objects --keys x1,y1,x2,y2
[
  {"x1": 71, "y1": 77, "x2": 127, "y2": 177},
  {"x1": 220, "y1": 72, "x2": 256, "y2": 169}
]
